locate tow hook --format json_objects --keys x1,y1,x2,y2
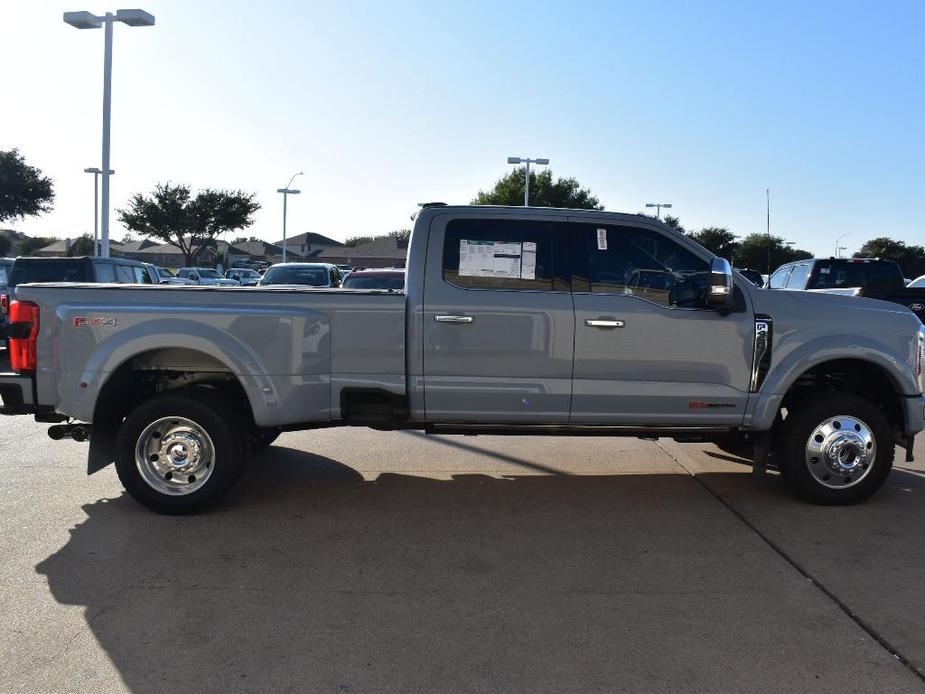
[{"x1": 48, "y1": 424, "x2": 92, "y2": 442}]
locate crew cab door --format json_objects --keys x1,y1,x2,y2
[
  {"x1": 422, "y1": 214, "x2": 574, "y2": 422},
  {"x1": 568, "y1": 220, "x2": 754, "y2": 425}
]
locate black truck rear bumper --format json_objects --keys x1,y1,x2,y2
[{"x1": 0, "y1": 371, "x2": 35, "y2": 415}]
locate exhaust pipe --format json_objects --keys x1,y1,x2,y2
[{"x1": 48, "y1": 424, "x2": 92, "y2": 442}]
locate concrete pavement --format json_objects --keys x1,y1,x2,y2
[{"x1": 1, "y1": 414, "x2": 924, "y2": 693}]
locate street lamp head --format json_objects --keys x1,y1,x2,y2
[
  {"x1": 277, "y1": 188, "x2": 301, "y2": 195},
  {"x1": 534, "y1": 158, "x2": 550, "y2": 165},
  {"x1": 115, "y1": 9, "x2": 155, "y2": 26},
  {"x1": 662, "y1": 203, "x2": 672, "y2": 209},
  {"x1": 63, "y1": 11, "x2": 102, "y2": 28},
  {"x1": 84, "y1": 167, "x2": 101, "y2": 173},
  {"x1": 507, "y1": 157, "x2": 522, "y2": 164},
  {"x1": 645, "y1": 203, "x2": 656, "y2": 208}
]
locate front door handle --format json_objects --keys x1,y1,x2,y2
[
  {"x1": 585, "y1": 319, "x2": 625, "y2": 328},
  {"x1": 435, "y1": 315, "x2": 474, "y2": 324}
]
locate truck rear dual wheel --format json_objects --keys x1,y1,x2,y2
[
  {"x1": 776, "y1": 393, "x2": 894, "y2": 505},
  {"x1": 114, "y1": 390, "x2": 245, "y2": 514}
]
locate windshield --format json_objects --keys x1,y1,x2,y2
[
  {"x1": 910, "y1": 276, "x2": 925, "y2": 289},
  {"x1": 198, "y1": 269, "x2": 222, "y2": 279},
  {"x1": 158, "y1": 267, "x2": 175, "y2": 277},
  {"x1": 808, "y1": 260, "x2": 904, "y2": 290},
  {"x1": 343, "y1": 274, "x2": 405, "y2": 290},
  {"x1": 260, "y1": 266, "x2": 330, "y2": 286},
  {"x1": 9, "y1": 259, "x2": 90, "y2": 288},
  {"x1": 0, "y1": 267, "x2": 7, "y2": 286},
  {"x1": 237, "y1": 269, "x2": 260, "y2": 278}
]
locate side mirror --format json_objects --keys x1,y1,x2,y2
[{"x1": 706, "y1": 257, "x2": 734, "y2": 311}]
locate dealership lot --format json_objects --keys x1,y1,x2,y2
[{"x1": 1, "y1": 415, "x2": 924, "y2": 693}]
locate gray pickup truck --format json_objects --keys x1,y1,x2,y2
[{"x1": 1, "y1": 206, "x2": 923, "y2": 513}]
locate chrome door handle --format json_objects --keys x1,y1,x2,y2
[
  {"x1": 585, "y1": 319, "x2": 625, "y2": 328},
  {"x1": 435, "y1": 315, "x2": 474, "y2": 323}
]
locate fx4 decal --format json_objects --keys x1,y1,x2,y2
[{"x1": 73, "y1": 317, "x2": 118, "y2": 327}]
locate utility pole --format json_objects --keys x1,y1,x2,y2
[
  {"x1": 766, "y1": 188, "x2": 771, "y2": 275},
  {"x1": 507, "y1": 157, "x2": 550, "y2": 206},
  {"x1": 645, "y1": 202, "x2": 672, "y2": 219}
]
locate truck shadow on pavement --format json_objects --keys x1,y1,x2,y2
[{"x1": 35, "y1": 446, "x2": 925, "y2": 693}]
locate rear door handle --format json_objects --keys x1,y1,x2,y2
[
  {"x1": 585, "y1": 319, "x2": 625, "y2": 328},
  {"x1": 435, "y1": 315, "x2": 474, "y2": 324}
]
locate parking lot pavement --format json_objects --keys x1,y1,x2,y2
[{"x1": 1, "y1": 416, "x2": 924, "y2": 693}]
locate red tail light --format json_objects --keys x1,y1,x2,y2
[
  {"x1": 9, "y1": 300, "x2": 39, "y2": 372},
  {"x1": 0, "y1": 294, "x2": 9, "y2": 315}
]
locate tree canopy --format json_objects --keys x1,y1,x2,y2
[
  {"x1": 686, "y1": 227, "x2": 739, "y2": 260},
  {"x1": 67, "y1": 234, "x2": 96, "y2": 257},
  {"x1": 19, "y1": 236, "x2": 59, "y2": 256},
  {"x1": 118, "y1": 183, "x2": 260, "y2": 266},
  {"x1": 0, "y1": 232, "x2": 12, "y2": 257},
  {"x1": 0, "y1": 149, "x2": 55, "y2": 222},
  {"x1": 735, "y1": 233, "x2": 812, "y2": 272},
  {"x1": 854, "y1": 237, "x2": 925, "y2": 278},
  {"x1": 473, "y1": 168, "x2": 603, "y2": 209}
]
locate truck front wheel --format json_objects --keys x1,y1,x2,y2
[
  {"x1": 776, "y1": 393, "x2": 894, "y2": 505},
  {"x1": 114, "y1": 390, "x2": 245, "y2": 514}
]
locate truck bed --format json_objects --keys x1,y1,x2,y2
[{"x1": 14, "y1": 283, "x2": 407, "y2": 427}]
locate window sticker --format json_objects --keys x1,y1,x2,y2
[
  {"x1": 596, "y1": 228, "x2": 608, "y2": 251},
  {"x1": 458, "y1": 240, "x2": 536, "y2": 279}
]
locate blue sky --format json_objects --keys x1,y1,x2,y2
[{"x1": 2, "y1": 0, "x2": 923, "y2": 255}]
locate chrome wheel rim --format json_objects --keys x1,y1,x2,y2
[
  {"x1": 804, "y1": 415, "x2": 876, "y2": 489},
  {"x1": 135, "y1": 416, "x2": 216, "y2": 495}
]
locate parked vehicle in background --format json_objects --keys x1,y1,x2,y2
[
  {"x1": 768, "y1": 257, "x2": 925, "y2": 323},
  {"x1": 145, "y1": 264, "x2": 190, "y2": 286},
  {"x1": 176, "y1": 267, "x2": 240, "y2": 286},
  {"x1": 735, "y1": 268, "x2": 764, "y2": 287},
  {"x1": 8, "y1": 256, "x2": 156, "y2": 288},
  {"x1": 1, "y1": 206, "x2": 923, "y2": 515},
  {"x1": 225, "y1": 268, "x2": 261, "y2": 286},
  {"x1": 909, "y1": 275, "x2": 925, "y2": 289},
  {"x1": 257, "y1": 263, "x2": 343, "y2": 288},
  {"x1": 0, "y1": 258, "x2": 14, "y2": 340},
  {"x1": 341, "y1": 268, "x2": 405, "y2": 291}
]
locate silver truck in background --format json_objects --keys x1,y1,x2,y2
[{"x1": 1, "y1": 205, "x2": 923, "y2": 513}]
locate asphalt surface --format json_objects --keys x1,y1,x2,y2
[{"x1": 1, "y1": 414, "x2": 924, "y2": 693}]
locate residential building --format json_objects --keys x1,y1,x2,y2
[
  {"x1": 274, "y1": 232, "x2": 343, "y2": 258},
  {"x1": 317, "y1": 236, "x2": 408, "y2": 268}
]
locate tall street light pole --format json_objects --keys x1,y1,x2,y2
[
  {"x1": 277, "y1": 171, "x2": 303, "y2": 263},
  {"x1": 645, "y1": 202, "x2": 672, "y2": 219},
  {"x1": 64, "y1": 9, "x2": 155, "y2": 258},
  {"x1": 835, "y1": 233, "x2": 850, "y2": 258},
  {"x1": 507, "y1": 157, "x2": 549, "y2": 206},
  {"x1": 83, "y1": 167, "x2": 114, "y2": 256}
]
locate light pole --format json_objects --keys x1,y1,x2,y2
[
  {"x1": 83, "y1": 167, "x2": 114, "y2": 256},
  {"x1": 277, "y1": 172, "x2": 303, "y2": 263},
  {"x1": 645, "y1": 202, "x2": 672, "y2": 219},
  {"x1": 507, "y1": 157, "x2": 549, "y2": 206},
  {"x1": 835, "y1": 233, "x2": 850, "y2": 258},
  {"x1": 64, "y1": 9, "x2": 155, "y2": 258}
]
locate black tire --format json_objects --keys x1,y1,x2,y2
[
  {"x1": 776, "y1": 392, "x2": 893, "y2": 505},
  {"x1": 252, "y1": 427, "x2": 282, "y2": 450},
  {"x1": 114, "y1": 390, "x2": 246, "y2": 514}
]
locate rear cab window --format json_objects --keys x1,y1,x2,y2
[
  {"x1": 9, "y1": 258, "x2": 91, "y2": 288},
  {"x1": 785, "y1": 262, "x2": 811, "y2": 289},
  {"x1": 807, "y1": 259, "x2": 904, "y2": 290}
]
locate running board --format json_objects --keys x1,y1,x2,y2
[{"x1": 424, "y1": 424, "x2": 733, "y2": 438}]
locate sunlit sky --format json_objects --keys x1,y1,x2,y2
[{"x1": 2, "y1": 0, "x2": 923, "y2": 254}]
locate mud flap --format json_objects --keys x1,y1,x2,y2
[{"x1": 87, "y1": 420, "x2": 119, "y2": 474}]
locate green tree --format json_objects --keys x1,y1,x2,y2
[
  {"x1": 66, "y1": 234, "x2": 96, "y2": 257},
  {"x1": 388, "y1": 229, "x2": 411, "y2": 242},
  {"x1": 661, "y1": 215, "x2": 685, "y2": 233},
  {"x1": 19, "y1": 235, "x2": 59, "y2": 256},
  {"x1": 0, "y1": 231, "x2": 12, "y2": 257},
  {"x1": 0, "y1": 149, "x2": 55, "y2": 222},
  {"x1": 118, "y1": 183, "x2": 261, "y2": 266},
  {"x1": 854, "y1": 237, "x2": 925, "y2": 278},
  {"x1": 473, "y1": 168, "x2": 603, "y2": 209},
  {"x1": 687, "y1": 227, "x2": 740, "y2": 260},
  {"x1": 344, "y1": 235, "x2": 374, "y2": 247},
  {"x1": 230, "y1": 235, "x2": 261, "y2": 244},
  {"x1": 736, "y1": 233, "x2": 812, "y2": 273}
]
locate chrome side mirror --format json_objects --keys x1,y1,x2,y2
[{"x1": 707, "y1": 257, "x2": 734, "y2": 311}]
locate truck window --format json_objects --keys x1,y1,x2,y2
[
  {"x1": 807, "y1": 259, "x2": 904, "y2": 290},
  {"x1": 94, "y1": 262, "x2": 116, "y2": 283},
  {"x1": 571, "y1": 224, "x2": 709, "y2": 308},
  {"x1": 768, "y1": 266, "x2": 791, "y2": 289},
  {"x1": 785, "y1": 263, "x2": 811, "y2": 289},
  {"x1": 442, "y1": 219, "x2": 561, "y2": 291},
  {"x1": 115, "y1": 265, "x2": 135, "y2": 283},
  {"x1": 9, "y1": 258, "x2": 91, "y2": 287},
  {"x1": 134, "y1": 267, "x2": 154, "y2": 284}
]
